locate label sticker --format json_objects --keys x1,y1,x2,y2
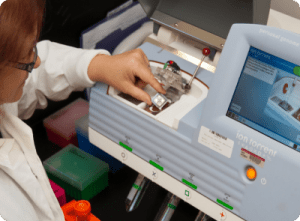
[
  {"x1": 198, "y1": 126, "x2": 234, "y2": 158},
  {"x1": 240, "y1": 148, "x2": 265, "y2": 168}
]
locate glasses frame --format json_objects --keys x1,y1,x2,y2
[{"x1": 13, "y1": 45, "x2": 38, "y2": 73}]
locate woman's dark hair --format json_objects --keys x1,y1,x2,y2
[{"x1": 0, "y1": 0, "x2": 45, "y2": 66}]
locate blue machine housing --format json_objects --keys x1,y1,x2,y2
[
  {"x1": 195, "y1": 24, "x2": 300, "y2": 221},
  {"x1": 89, "y1": 24, "x2": 300, "y2": 221}
]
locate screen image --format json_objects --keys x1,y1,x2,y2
[{"x1": 227, "y1": 46, "x2": 300, "y2": 152}]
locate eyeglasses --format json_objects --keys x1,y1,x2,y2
[{"x1": 11, "y1": 45, "x2": 38, "y2": 73}]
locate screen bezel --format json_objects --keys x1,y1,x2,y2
[
  {"x1": 195, "y1": 24, "x2": 300, "y2": 152},
  {"x1": 227, "y1": 46, "x2": 300, "y2": 149}
]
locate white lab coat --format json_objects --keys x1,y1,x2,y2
[{"x1": 0, "y1": 40, "x2": 110, "y2": 221}]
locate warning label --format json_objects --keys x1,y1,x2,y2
[
  {"x1": 240, "y1": 148, "x2": 265, "y2": 168},
  {"x1": 198, "y1": 126, "x2": 234, "y2": 158}
]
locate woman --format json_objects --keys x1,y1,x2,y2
[{"x1": 0, "y1": 0, "x2": 165, "y2": 220}]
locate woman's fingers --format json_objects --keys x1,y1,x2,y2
[
  {"x1": 135, "y1": 62, "x2": 166, "y2": 95},
  {"x1": 135, "y1": 78, "x2": 148, "y2": 89},
  {"x1": 126, "y1": 84, "x2": 152, "y2": 105}
]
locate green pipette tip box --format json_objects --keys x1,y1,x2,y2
[{"x1": 43, "y1": 144, "x2": 109, "y2": 200}]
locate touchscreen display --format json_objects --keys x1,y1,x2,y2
[{"x1": 227, "y1": 46, "x2": 300, "y2": 152}]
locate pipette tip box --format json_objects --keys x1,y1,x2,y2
[
  {"x1": 43, "y1": 98, "x2": 89, "y2": 148},
  {"x1": 43, "y1": 144, "x2": 109, "y2": 200},
  {"x1": 75, "y1": 114, "x2": 124, "y2": 173},
  {"x1": 49, "y1": 179, "x2": 66, "y2": 206}
]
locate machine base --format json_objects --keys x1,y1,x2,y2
[{"x1": 89, "y1": 127, "x2": 245, "y2": 221}]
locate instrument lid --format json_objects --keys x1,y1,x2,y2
[{"x1": 138, "y1": 0, "x2": 271, "y2": 50}]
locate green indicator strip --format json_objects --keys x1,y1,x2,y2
[
  {"x1": 168, "y1": 203, "x2": 176, "y2": 210},
  {"x1": 149, "y1": 160, "x2": 164, "y2": 171},
  {"x1": 294, "y1": 66, "x2": 300, "y2": 77},
  {"x1": 132, "y1": 184, "x2": 141, "y2": 191},
  {"x1": 119, "y1": 142, "x2": 132, "y2": 152},
  {"x1": 217, "y1": 199, "x2": 233, "y2": 210},
  {"x1": 182, "y1": 179, "x2": 197, "y2": 190}
]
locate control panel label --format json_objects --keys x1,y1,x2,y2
[
  {"x1": 198, "y1": 126, "x2": 234, "y2": 158},
  {"x1": 240, "y1": 148, "x2": 265, "y2": 168}
]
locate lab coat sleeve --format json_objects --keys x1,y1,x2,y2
[{"x1": 17, "y1": 40, "x2": 111, "y2": 120}]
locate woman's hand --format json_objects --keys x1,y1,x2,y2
[{"x1": 88, "y1": 48, "x2": 166, "y2": 105}]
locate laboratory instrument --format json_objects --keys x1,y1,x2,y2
[{"x1": 88, "y1": 0, "x2": 300, "y2": 220}]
